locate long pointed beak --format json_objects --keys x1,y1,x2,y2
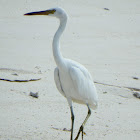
[{"x1": 24, "y1": 9, "x2": 56, "y2": 16}]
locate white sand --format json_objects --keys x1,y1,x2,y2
[{"x1": 0, "y1": 0, "x2": 140, "y2": 139}]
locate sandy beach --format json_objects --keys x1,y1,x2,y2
[{"x1": 0, "y1": 0, "x2": 140, "y2": 139}]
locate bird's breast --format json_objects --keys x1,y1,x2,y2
[{"x1": 59, "y1": 69, "x2": 78, "y2": 99}]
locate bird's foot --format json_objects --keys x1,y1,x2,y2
[{"x1": 74, "y1": 125, "x2": 84, "y2": 140}]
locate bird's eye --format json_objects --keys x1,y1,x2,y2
[{"x1": 50, "y1": 9, "x2": 56, "y2": 14}]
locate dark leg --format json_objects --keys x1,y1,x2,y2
[
  {"x1": 70, "y1": 106, "x2": 75, "y2": 140},
  {"x1": 74, "y1": 104, "x2": 91, "y2": 140}
]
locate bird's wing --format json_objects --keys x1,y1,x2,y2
[
  {"x1": 54, "y1": 67, "x2": 65, "y2": 97},
  {"x1": 69, "y1": 66, "x2": 97, "y2": 103}
]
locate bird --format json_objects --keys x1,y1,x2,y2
[{"x1": 24, "y1": 7, "x2": 98, "y2": 140}]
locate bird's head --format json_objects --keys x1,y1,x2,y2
[{"x1": 24, "y1": 7, "x2": 67, "y2": 20}]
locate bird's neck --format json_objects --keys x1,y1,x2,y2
[{"x1": 53, "y1": 17, "x2": 67, "y2": 68}]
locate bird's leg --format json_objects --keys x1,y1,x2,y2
[
  {"x1": 70, "y1": 106, "x2": 75, "y2": 140},
  {"x1": 74, "y1": 104, "x2": 91, "y2": 140}
]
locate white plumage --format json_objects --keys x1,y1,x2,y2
[
  {"x1": 24, "y1": 7, "x2": 98, "y2": 140},
  {"x1": 54, "y1": 59, "x2": 98, "y2": 109}
]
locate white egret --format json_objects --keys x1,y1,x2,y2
[{"x1": 24, "y1": 7, "x2": 98, "y2": 140}]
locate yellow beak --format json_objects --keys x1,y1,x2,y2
[{"x1": 24, "y1": 9, "x2": 56, "y2": 16}]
